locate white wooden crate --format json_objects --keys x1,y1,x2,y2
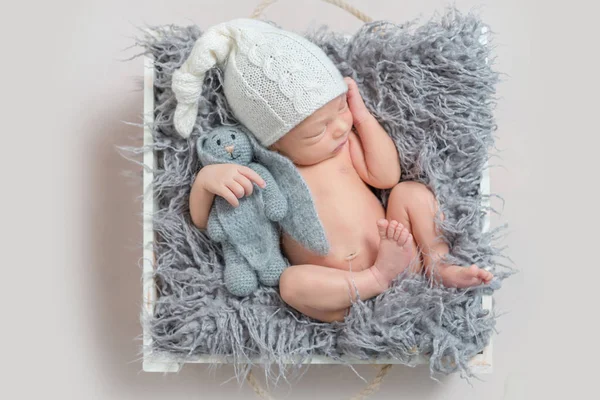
[{"x1": 141, "y1": 48, "x2": 494, "y2": 374}]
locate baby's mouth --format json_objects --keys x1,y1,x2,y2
[{"x1": 333, "y1": 137, "x2": 348, "y2": 153}]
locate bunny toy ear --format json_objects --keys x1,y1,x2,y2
[
  {"x1": 171, "y1": 22, "x2": 235, "y2": 138},
  {"x1": 196, "y1": 133, "x2": 220, "y2": 167},
  {"x1": 197, "y1": 135, "x2": 208, "y2": 153}
]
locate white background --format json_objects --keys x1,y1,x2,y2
[{"x1": 2, "y1": 0, "x2": 597, "y2": 398}]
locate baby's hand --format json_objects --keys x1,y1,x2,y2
[
  {"x1": 198, "y1": 164, "x2": 266, "y2": 207},
  {"x1": 344, "y1": 77, "x2": 401, "y2": 188},
  {"x1": 344, "y1": 77, "x2": 373, "y2": 128}
]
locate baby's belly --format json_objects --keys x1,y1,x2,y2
[{"x1": 281, "y1": 181, "x2": 385, "y2": 272}]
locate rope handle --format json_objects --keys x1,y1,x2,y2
[
  {"x1": 245, "y1": 4, "x2": 388, "y2": 399},
  {"x1": 251, "y1": 0, "x2": 373, "y2": 23},
  {"x1": 246, "y1": 364, "x2": 393, "y2": 400}
]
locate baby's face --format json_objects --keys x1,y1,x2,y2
[{"x1": 270, "y1": 93, "x2": 352, "y2": 166}]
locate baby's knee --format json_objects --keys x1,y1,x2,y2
[
  {"x1": 278, "y1": 266, "x2": 300, "y2": 305},
  {"x1": 389, "y1": 181, "x2": 435, "y2": 206}
]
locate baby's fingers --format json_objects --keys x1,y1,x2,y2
[
  {"x1": 344, "y1": 77, "x2": 360, "y2": 98},
  {"x1": 344, "y1": 77, "x2": 371, "y2": 127},
  {"x1": 226, "y1": 181, "x2": 246, "y2": 199},
  {"x1": 237, "y1": 166, "x2": 266, "y2": 188},
  {"x1": 217, "y1": 185, "x2": 240, "y2": 207},
  {"x1": 344, "y1": 76, "x2": 356, "y2": 90},
  {"x1": 234, "y1": 175, "x2": 254, "y2": 197}
]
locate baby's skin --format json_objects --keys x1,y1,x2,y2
[{"x1": 189, "y1": 77, "x2": 493, "y2": 322}]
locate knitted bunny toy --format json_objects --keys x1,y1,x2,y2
[{"x1": 197, "y1": 125, "x2": 289, "y2": 296}]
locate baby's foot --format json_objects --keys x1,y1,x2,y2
[
  {"x1": 369, "y1": 219, "x2": 416, "y2": 290},
  {"x1": 433, "y1": 264, "x2": 494, "y2": 288}
]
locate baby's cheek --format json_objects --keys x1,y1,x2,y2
[
  {"x1": 293, "y1": 145, "x2": 315, "y2": 164},
  {"x1": 303, "y1": 146, "x2": 322, "y2": 163}
]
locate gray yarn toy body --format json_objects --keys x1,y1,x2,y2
[{"x1": 198, "y1": 126, "x2": 289, "y2": 296}]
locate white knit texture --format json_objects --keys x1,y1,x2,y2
[{"x1": 172, "y1": 18, "x2": 348, "y2": 144}]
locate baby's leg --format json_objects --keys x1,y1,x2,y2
[
  {"x1": 279, "y1": 221, "x2": 414, "y2": 323},
  {"x1": 386, "y1": 181, "x2": 493, "y2": 287},
  {"x1": 279, "y1": 265, "x2": 380, "y2": 322}
]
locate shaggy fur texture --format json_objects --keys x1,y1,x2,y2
[{"x1": 127, "y1": 8, "x2": 513, "y2": 382}]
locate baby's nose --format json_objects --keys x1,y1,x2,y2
[
  {"x1": 334, "y1": 120, "x2": 350, "y2": 138},
  {"x1": 225, "y1": 145, "x2": 234, "y2": 154}
]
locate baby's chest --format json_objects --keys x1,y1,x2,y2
[
  {"x1": 303, "y1": 168, "x2": 379, "y2": 217},
  {"x1": 301, "y1": 158, "x2": 358, "y2": 193}
]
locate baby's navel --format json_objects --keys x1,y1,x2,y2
[{"x1": 345, "y1": 251, "x2": 359, "y2": 261}]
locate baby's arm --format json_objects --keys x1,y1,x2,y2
[
  {"x1": 344, "y1": 77, "x2": 401, "y2": 189},
  {"x1": 189, "y1": 174, "x2": 215, "y2": 230},
  {"x1": 189, "y1": 164, "x2": 267, "y2": 229}
]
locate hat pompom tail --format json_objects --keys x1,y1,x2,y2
[{"x1": 171, "y1": 23, "x2": 235, "y2": 138}]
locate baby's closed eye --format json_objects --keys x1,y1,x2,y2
[{"x1": 305, "y1": 126, "x2": 326, "y2": 140}]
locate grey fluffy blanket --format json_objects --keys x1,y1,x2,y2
[{"x1": 128, "y1": 8, "x2": 512, "y2": 381}]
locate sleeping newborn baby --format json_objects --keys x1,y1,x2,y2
[{"x1": 172, "y1": 18, "x2": 493, "y2": 322}]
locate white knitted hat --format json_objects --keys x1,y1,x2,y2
[{"x1": 171, "y1": 18, "x2": 348, "y2": 146}]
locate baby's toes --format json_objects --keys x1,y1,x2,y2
[
  {"x1": 392, "y1": 222, "x2": 404, "y2": 241},
  {"x1": 377, "y1": 219, "x2": 389, "y2": 239},
  {"x1": 397, "y1": 227, "x2": 410, "y2": 247},
  {"x1": 478, "y1": 268, "x2": 493, "y2": 284},
  {"x1": 465, "y1": 265, "x2": 487, "y2": 284},
  {"x1": 387, "y1": 220, "x2": 399, "y2": 239}
]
